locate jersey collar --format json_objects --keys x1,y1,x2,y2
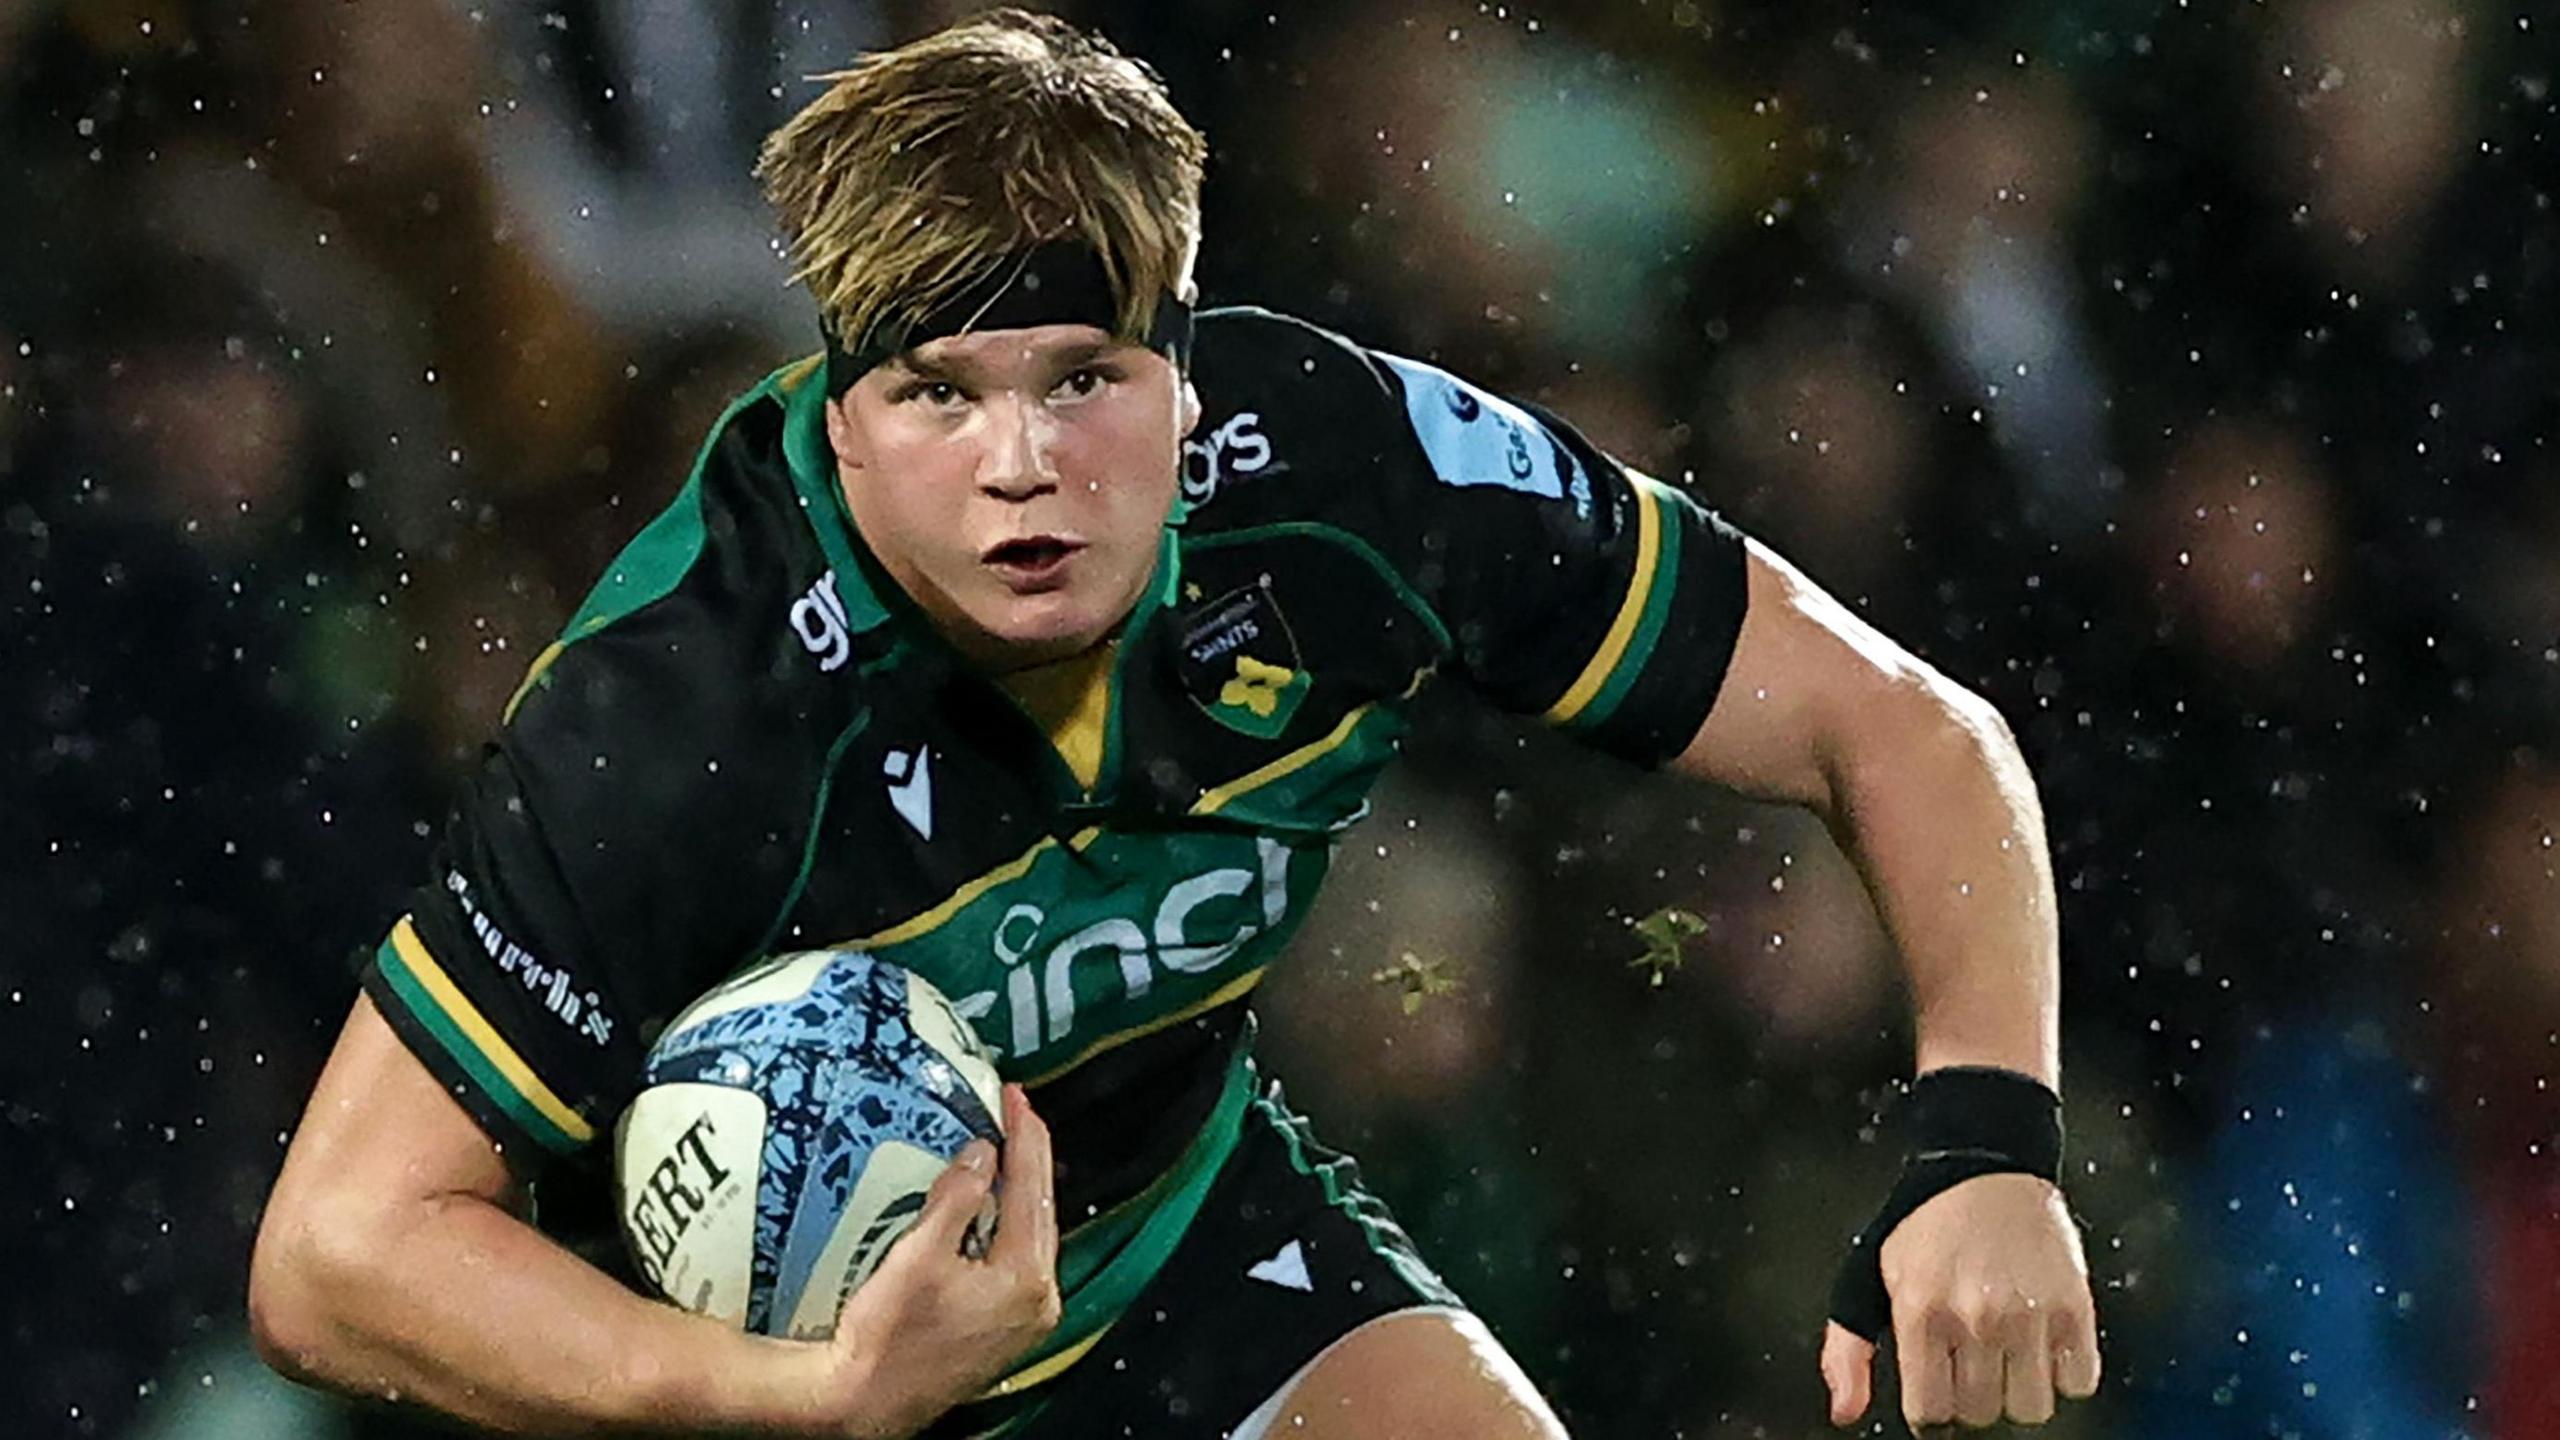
[{"x1": 778, "y1": 356, "x2": 896, "y2": 635}]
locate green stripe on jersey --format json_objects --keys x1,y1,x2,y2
[
  {"x1": 1253, "y1": 1092, "x2": 1453, "y2": 1301},
  {"x1": 373, "y1": 937, "x2": 589, "y2": 1155},
  {"x1": 562, "y1": 379, "x2": 786, "y2": 641},
  {"x1": 1573, "y1": 478, "x2": 1687, "y2": 731},
  {"x1": 995, "y1": 1046, "x2": 1255, "y2": 1382}
]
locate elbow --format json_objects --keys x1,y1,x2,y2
[
  {"x1": 247, "y1": 1191, "x2": 371, "y2": 1385},
  {"x1": 1827, "y1": 676, "x2": 2018, "y2": 810},
  {"x1": 1879, "y1": 669, "x2": 2014, "y2": 757},
  {"x1": 1934, "y1": 680, "x2": 2018, "y2": 756},
  {"x1": 246, "y1": 1208, "x2": 325, "y2": 1383}
]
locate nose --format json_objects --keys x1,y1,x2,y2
[{"x1": 977, "y1": 395, "x2": 1059, "y2": 502}]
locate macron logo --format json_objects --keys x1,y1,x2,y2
[
  {"x1": 1246, "y1": 1238, "x2": 1312, "y2": 1292},
  {"x1": 884, "y1": 748, "x2": 933, "y2": 840}
]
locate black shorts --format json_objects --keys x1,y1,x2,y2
[{"x1": 933, "y1": 1082, "x2": 1466, "y2": 1440}]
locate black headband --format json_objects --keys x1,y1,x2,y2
[{"x1": 823, "y1": 242, "x2": 1193, "y2": 395}]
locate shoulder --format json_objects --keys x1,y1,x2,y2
[
  {"x1": 1181, "y1": 306, "x2": 1593, "y2": 524},
  {"x1": 1187, "y1": 306, "x2": 1406, "y2": 437},
  {"x1": 1192, "y1": 305, "x2": 1383, "y2": 382},
  {"x1": 1187, "y1": 304, "x2": 1522, "y2": 455},
  {"x1": 500, "y1": 361, "x2": 857, "y2": 824},
  {"x1": 557, "y1": 368, "x2": 814, "y2": 646},
  {"x1": 1180, "y1": 307, "x2": 1417, "y2": 520}
]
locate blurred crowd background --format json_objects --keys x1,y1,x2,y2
[{"x1": 6, "y1": 0, "x2": 2557, "y2": 1436}]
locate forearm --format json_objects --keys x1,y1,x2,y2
[
  {"x1": 1819, "y1": 687, "x2": 2059, "y2": 1088},
  {"x1": 253, "y1": 1189, "x2": 848, "y2": 1438}
]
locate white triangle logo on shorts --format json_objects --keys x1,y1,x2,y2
[
  {"x1": 1246, "y1": 1239, "x2": 1312, "y2": 1292},
  {"x1": 884, "y1": 748, "x2": 933, "y2": 840}
]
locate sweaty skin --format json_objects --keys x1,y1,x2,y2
[
  {"x1": 1673, "y1": 542, "x2": 2098, "y2": 1433},
  {"x1": 256, "y1": 302, "x2": 2097, "y2": 1437},
  {"x1": 821, "y1": 324, "x2": 1202, "y2": 673}
]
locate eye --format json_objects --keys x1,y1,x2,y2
[
  {"x1": 1053, "y1": 365, "x2": 1117, "y2": 399},
  {"x1": 892, "y1": 379, "x2": 967, "y2": 408}
]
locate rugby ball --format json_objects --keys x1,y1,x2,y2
[{"x1": 614, "y1": 950, "x2": 1003, "y2": 1338}]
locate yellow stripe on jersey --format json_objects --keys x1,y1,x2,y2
[
  {"x1": 386, "y1": 917, "x2": 596, "y2": 1145},
  {"x1": 1541, "y1": 469, "x2": 1668, "y2": 726},
  {"x1": 846, "y1": 828, "x2": 1107, "y2": 950},
  {"x1": 979, "y1": 1323, "x2": 1115, "y2": 1400},
  {"x1": 1191, "y1": 703, "x2": 1378, "y2": 817},
  {"x1": 996, "y1": 641, "x2": 1119, "y2": 791},
  {"x1": 1022, "y1": 965, "x2": 1272, "y2": 1089},
  {"x1": 775, "y1": 352, "x2": 825, "y2": 394},
  {"x1": 1059, "y1": 1136, "x2": 1192, "y2": 1250},
  {"x1": 502, "y1": 640, "x2": 569, "y2": 725}
]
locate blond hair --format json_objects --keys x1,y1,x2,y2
[{"x1": 758, "y1": 9, "x2": 1207, "y2": 357}]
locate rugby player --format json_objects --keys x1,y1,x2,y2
[{"x1": 249, "y1": 11, "x2": 2101, "y2": 1437}]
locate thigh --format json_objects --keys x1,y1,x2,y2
[{"x1": 1235, "y1": 1307, "x2": 1567, "y2": 1440}]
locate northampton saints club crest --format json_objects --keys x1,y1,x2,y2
[{"x1": 1175, "y1": 579, "x2": 1310, "y2": 738}]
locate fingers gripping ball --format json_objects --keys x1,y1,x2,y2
[{"x1": 614, "y1": 951, "x2": 1005, "y2": 1338}]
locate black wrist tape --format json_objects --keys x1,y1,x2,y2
[{"x1": 1826, "y1": 1066, "x2": 2064, "y2": 1343}]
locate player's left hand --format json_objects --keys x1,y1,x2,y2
[{"x1": 1819, "y1": 1172, "x2": 2099, "y2": 1433}]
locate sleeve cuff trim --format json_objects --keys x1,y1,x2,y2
[
  {"x1": 376, "y1": 916, "x2": 595, "y2": 1152},
  {"x1": 1543, "y1": 471, "x2": 1679, "y2": 728}
]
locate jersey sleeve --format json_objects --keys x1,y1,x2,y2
[
  {"x1": 359, "y1": 602, "x2": 799, "y2": 1174},
  {"x1": 1187, "y1": 308, "x2": 1750, "y2": 767},
  {"x1": 1208, "y1": 311, "x2": 1751, "y2": 763},
  {"x1": 1368, "y1": 349, "x2": 1750, "y2": 765}
]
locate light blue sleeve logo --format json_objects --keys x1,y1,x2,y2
[{"x1": 1375, "y1": 351, "x2": 1572, "y2": 500}]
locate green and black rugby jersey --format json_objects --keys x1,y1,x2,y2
[{"x1": 358, "y1": 305, "x2": 1750, "y2": 1388}]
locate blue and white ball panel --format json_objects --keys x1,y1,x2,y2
[
  {"x1": 616, "y1": 1082, "x2": 764, "y2": 1322},
  {"x1": 1375, "y1": 350, "x2": 1577, "y2": 499},
  {"x1": 615, "y1": 951, "x2": 1003, "y2": 1339},
  {"x1": 777, "y1": 1137, "x2": 948, "y2": 1337}
]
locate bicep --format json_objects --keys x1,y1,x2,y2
[
  {"x1": 1670, "y1": 539, "x2": 1948, "y2": 810},
  {"x1": 265, "y1": 994, "x2": 522, "y2": 1236}
]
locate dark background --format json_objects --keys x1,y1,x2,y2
[{"x1": 6, "y1": 1, "x2": 2557, "y2": 1436}]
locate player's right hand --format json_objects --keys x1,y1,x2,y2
[{"x1": 819, "y1": 1083, "x2": 1061, "y2": 1439}]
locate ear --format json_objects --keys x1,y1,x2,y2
[
  {"x1": 823, "y1": 392, "x2": 866, "y2": 471},
  {"x1": 1178, "y1": 376, "x2": 1203, "y2": 439}
]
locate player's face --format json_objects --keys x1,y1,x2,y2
[{"x1": 826, "y1": 324, "x2": 1199, "y2": 671}]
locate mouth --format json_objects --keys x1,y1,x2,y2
[{"x1": 981, "y1": 534, "x2": 1088, "y2": 592}]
